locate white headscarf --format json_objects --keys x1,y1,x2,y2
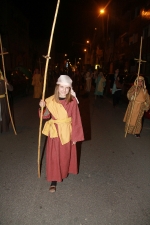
[
  {"x1": 134, "y1": 75, "x2": 146, "y2": 93},
  {"x1": 56, "y1": 75, "x2": 79, "y2": 104}
]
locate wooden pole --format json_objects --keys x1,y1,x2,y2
[
  {"x1": 0, "y1": 35, "x2": 17, "y2": 135},
  {"x1": 37, "y1": 0, "x2": 60, "y2": 178},
  {"x1": 125, "y1": 36, "x2": 143, "y2": 138}
]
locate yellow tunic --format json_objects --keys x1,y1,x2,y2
[
  {"x1": 42, "y1": 95, "x2": 72, "y2": 145},
  {"x1": 32, "y1": 73, "x2": 43, "y2": 98}
]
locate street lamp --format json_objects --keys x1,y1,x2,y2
[
  {"x1": 99, "y1": 8, "x2": 109, "y2": 40},
  {"x1": 86, "y1": 40, "x2": 91, "y2": 52},
  {"x1": 100, "y1": 9, "x2": 105, "y2": 14},
  {"x1": 98, "y1": 8, "x2": 109, "y2": 69}
]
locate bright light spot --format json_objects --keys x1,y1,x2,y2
[
  {"x1": 100, "y1": 9, "x2": 105, "y2": 14},
  {"x1": 141, "y1": 10, "x2": 150, "y2": 18}
]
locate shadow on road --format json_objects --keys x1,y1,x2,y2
[{"x1": 77, "y1": 94, "x2": 91, "y2": 170}]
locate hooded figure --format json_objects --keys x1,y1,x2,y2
[{"x1": 123, "y1": 76, "x2": 150, "y2": 138}]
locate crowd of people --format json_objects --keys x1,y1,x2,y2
[{"x1": 0, "y1": 67, "x2": 150, "y2": 193}]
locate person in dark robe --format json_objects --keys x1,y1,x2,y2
[
  {"x1": 39, "y1": 75, "x2": 84, "y2": 193},
  {"x1": 110, "y1": 68, "x2": 123, "y2": 107},
  {"x1": 0, "y1": 70, "x2": 13, "y2": 133}
]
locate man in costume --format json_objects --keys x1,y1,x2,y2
[
  {"x1": 123, "y1": 76, "x2": 150, "y2": 138},
  {"x1": 94, "y1": 69, "x2": 106, "y2": 98},
  {"x1": 39, "y1": 75, "x2": 84, "y2": 192},
  {"x1": 0, "y1": 70, "x2": 13, "y2": 133},
  {"x1": 32, "y1": 68, "x2": 43, "y2": 98}
]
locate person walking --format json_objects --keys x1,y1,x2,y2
[
  {"x1": 0, "y1": 70, "x2": 13, "y2": 133},
  {"x1": 39, "y1": 75, "x2": 84, "y2": 192},
  {"x1": 32, "y1": 68, "x2": 43, "y2": 98},
  {"x1": 94, "y1": 69, "x2": 106, "y2": 98},
  {"x1": 85, "y1": 70, "x2": 92, "y2": 96},
  {"x1": 110, "y1": 68, "x2": 123, "y2": 107},
  {"x1": 123, "y1": 76, "x2": 150, "y2": 138}
]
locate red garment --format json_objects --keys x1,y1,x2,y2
[{"x1": 42, "y1": 97, "x2": 84, "y2": 182}]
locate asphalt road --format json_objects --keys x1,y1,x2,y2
[{"x1": 0, "y1": 90, "x2": 150, "y2": 225}]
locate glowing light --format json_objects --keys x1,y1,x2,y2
[
  {"x1": 100, "y1": 9, "x2": 105, "y2": 14},
  {"x1": 141, "y1": 10, "x2": 150, "y2": 18}
]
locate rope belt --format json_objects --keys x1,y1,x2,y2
[
  {"x1": 135, "y1": 100, "x2": 145, "y2": 103},
  {"x1": 0, "y1": 94, "x2": 5, "y2": 98}
]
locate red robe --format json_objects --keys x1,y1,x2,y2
[{"x1": 42, "y1": 97, "x2": 84, "y2": 182}]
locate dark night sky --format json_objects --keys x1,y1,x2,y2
[{"x1": 11, "y1": 0, "x2": 111, "y2": 55}]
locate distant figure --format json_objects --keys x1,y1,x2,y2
[
  {"x1": 85, "y1": 70, "x2": 92, "y2": 95},
  {"x1": 32, "y1": 69, "x2": 43, "y2": 98},
  {"x1": 94, "y1": 70, "x2": 106, "y2": 98},
  {"x1": 92, "y1": 70, "x2": 98, "y2": 89},
  {"x1": 0, "y1": 70, "x2": 13, "y2": 133},
  {"x1": 110, "y1": 68, "x2": 123, "y2": 107},
  {"x1": 123, "y1": 76, "x2": 150, "y2": 138}
]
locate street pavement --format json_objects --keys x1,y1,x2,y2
[{"x1": 0, "y1": 89, "x2": 150, "y2": 225}]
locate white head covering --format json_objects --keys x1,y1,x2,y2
[
  {"x1": 134, "y1": 75, "x2": 146, "y2": 93},
  {"x1": 56, "y1": 75, "x2": 79, "y2": 103}
]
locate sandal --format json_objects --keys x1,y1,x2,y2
[{"x1": 49, "y1": 185, "x2": 56, "y2": 193}]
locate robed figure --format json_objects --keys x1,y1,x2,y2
[
  {"x1": 39, "y1": 75, "x2": 84, "y2": 192},
  {"x1": 123, "y1": 76, "x2": 150, "y2": 138},
  {"x1": 94, "y1": 71, "x2": 106, "y2": 97},
  {"x1": 32, "y1": 69, "x2": 43, "y2": 98}
]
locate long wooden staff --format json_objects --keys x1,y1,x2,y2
[
  {"x1": 125, "y1": 36, "x2": 143, "y2": 138},
  {"x1": 0, "y1": 35, "x2": 17, "y2": 135},
  {"x1": 37, "y1": 0, "x2": 60, "y2": 178}
]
